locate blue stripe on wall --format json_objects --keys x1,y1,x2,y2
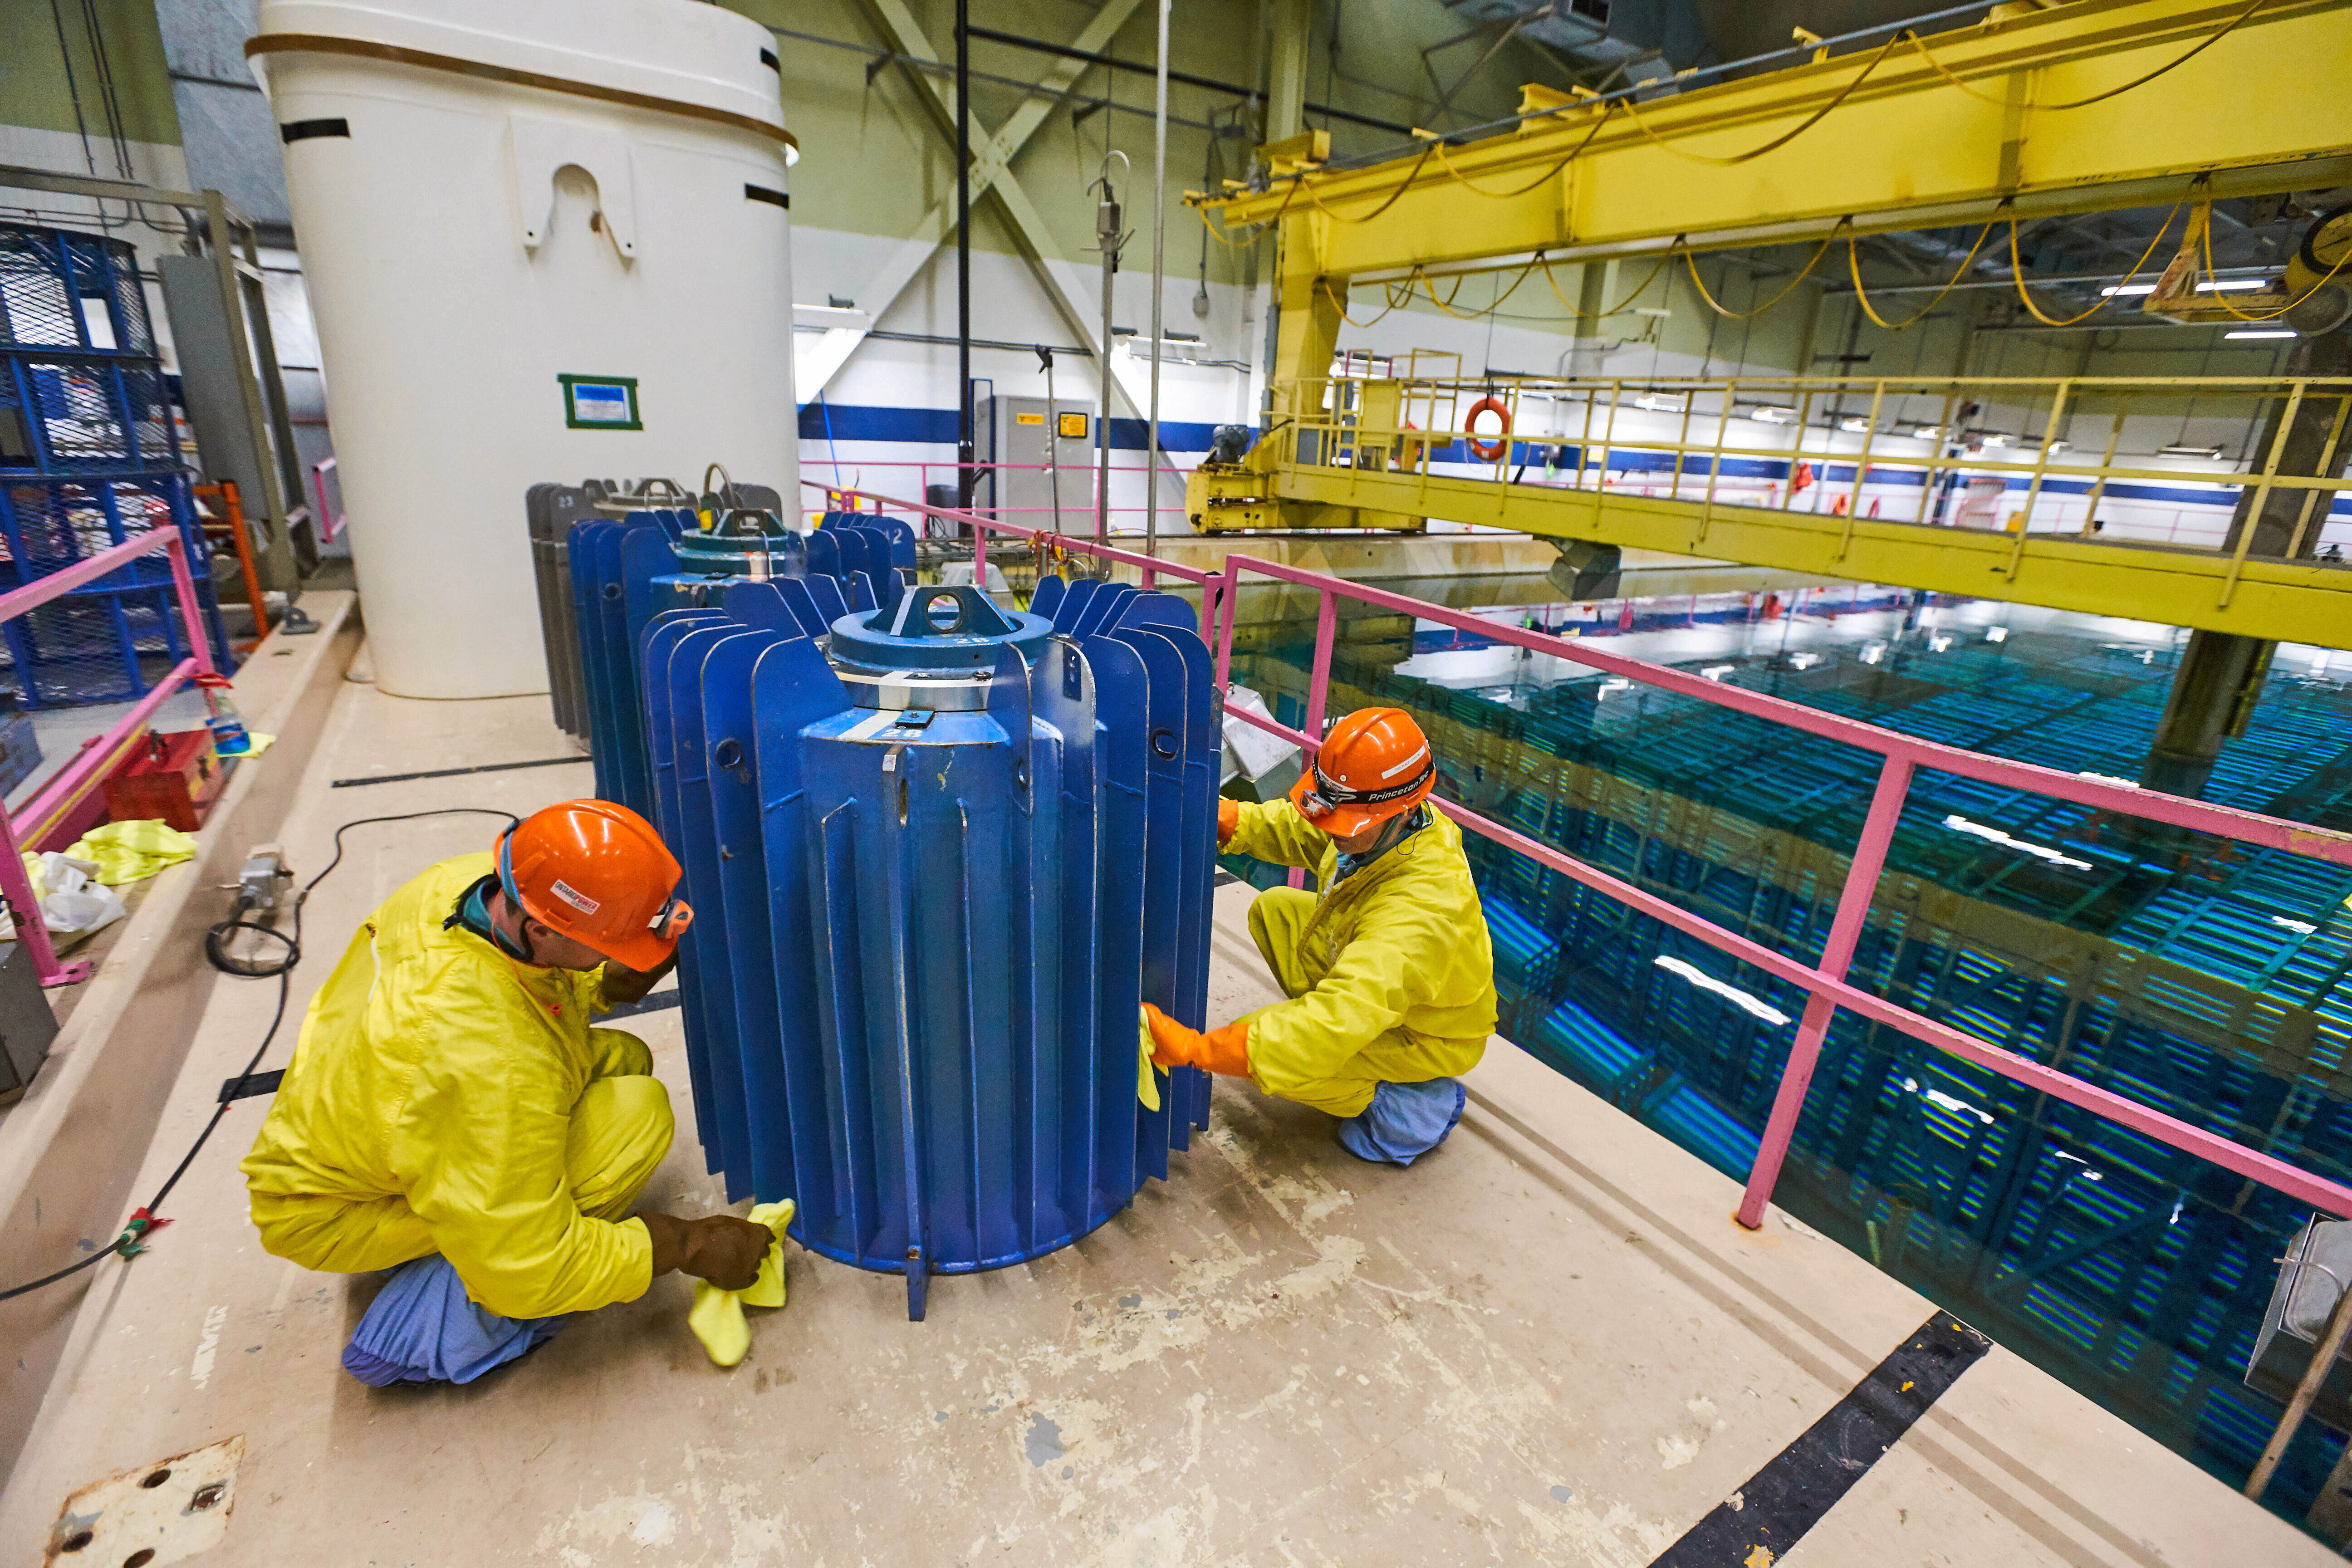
[{"x1": 797, "y1": 402, "x2": 1221, "y2": 452}]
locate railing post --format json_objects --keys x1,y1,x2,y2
[
  {"x1": 2287, "y1": 393, "x2": 2352, "y2": 560},
  {"x1": 2077, "y1": 402, "x2": 2129, "y2": 536},
  {"x1": 1780, "y1": 388, "x2": 1818, "y2": 511},
  {"x1": 0, "y1": 797, "x2": 82, "y2": 986},
  {"x1": 1696, "y1": 378, "x2": 1736, "y2": 544},
  {"x1": 1736, "y1": 752, "x2": 1915, "y2": 1229},
  {"x1": 1833, "y1": 382, "x2": 1886, "y2": 560},
  {"x1": 2219, "y1": 379, "x2": 2306, "y2": 608},
  {"x1": 971, "y1": 504, "x2": 987, "y2": 591},
  {"x1": 1214, "y1": 557, "x2": 1241, "y2": 691},
  {"x1": 2002, "y1": 379, "x2": 2073, "y2": 578},
  {"x1": 1913, "y1": 388, "x2": 1961, "y2": 525},
  {"x1": 1289, "y1": 588, "x2": 1338, "y2": 891},
  {"x1": 164, "y1": 531, "x2": 218, "y2": 677}
]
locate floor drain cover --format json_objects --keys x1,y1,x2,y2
[{"x1": 45, "y1": 1435, "x2": 243, "y2": 1566}]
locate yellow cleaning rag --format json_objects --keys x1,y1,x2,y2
[
  {"x1": 687, "y1": 1199, "x2": 795, "y2": 1368},
  {"x1": 66, "y1": 818, "x2": 199, "y2": 885},
  {"x1": 1137, "y1": 1008, "x2": 1162, "y2": 1112}
]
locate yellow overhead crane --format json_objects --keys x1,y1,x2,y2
[{"x1": 1186, "y1": 0, "x2": 2352, "y2": 648}]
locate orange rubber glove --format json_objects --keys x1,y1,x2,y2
[
  {"x1": 1217, "y1": 798, "x2": 1241, "y2": 846},
  {"x1": 1142, "y1": 1003, "x2": 1251, "y2": 1077}
]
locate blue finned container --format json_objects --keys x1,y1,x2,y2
[
  {"x1": 634, "y1": 574, "x2": 1216, "y2": 1319},
  {"x1": 568, "y1": 507, "x2": 814, "y2": 819}
]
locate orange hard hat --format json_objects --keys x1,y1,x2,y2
[
  {"x1": 1290, "y1": 707, "x2": 1436, "y2": 837},
  {"x1": 495, "y1": 800, "x2": 691, "y2": 970}
]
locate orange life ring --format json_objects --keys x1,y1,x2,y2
[{"x1": 1464, "y1": 396, "x2": 1512, "y2": 462}]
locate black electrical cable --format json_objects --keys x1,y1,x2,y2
[{"x1": 0, "y1": 808, "x2": 519, "y2": 1303}]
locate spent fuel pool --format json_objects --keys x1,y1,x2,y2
[{"x1": 1218, "y1": 587, "x2": 2352, "y2": 1530}]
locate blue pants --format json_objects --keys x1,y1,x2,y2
[
  {"x1": 1336, "y1": 1077, "x2": 1467, "y2": 1166},
  {"x1": 343, "y1": 1254, "x2": 570, "y2": 1386}
]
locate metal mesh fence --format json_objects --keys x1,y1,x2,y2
[{"x1": 0, "y1": 221, "x2": 230, "y2": 707}]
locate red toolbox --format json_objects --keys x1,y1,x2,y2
[{"x1": 101, "y1": 728, "x2": 228, "y2": 832}]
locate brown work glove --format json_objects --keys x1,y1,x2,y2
[{"x1": 643, "y1": 1212, "x2": 774, "y2": 1291}]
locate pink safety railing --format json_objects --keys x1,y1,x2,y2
[
  {"x1": 806, "y1": 479, "x2": 2352, "y2": 1226},
  {"x1": 0, "y1": 529, "x2": 218, "y2": 987}
]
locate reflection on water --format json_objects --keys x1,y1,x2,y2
[{"x1": 1220, "y1": 585, "x2": 2352, "y2": 1534}]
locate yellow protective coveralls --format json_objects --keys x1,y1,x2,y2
[
  {"x1": 1224, "y1": 799, "x2": 1498, "y2": 1117},
  {"x1": 241, "y1": 853, "x2": 673, "y2": 1321}
]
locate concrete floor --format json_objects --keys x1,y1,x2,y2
[{"x1": 0, "y1": 653, "x2": 2329, "y2": 1568}]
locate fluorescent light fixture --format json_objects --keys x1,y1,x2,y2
[
  {"x1": 1904, "y1": 1076, "x2": 1994, "y2": 1126},
  {"x1": 1984, "y1": 626, "x2": 2009, "y2": 643},
  {"x1": 1943, "y1": 813, "x2": 2092, "y2": 869},
  {"x1": 1839, "y1": 416, "x2": 1871, "y2": 433},
  {"x1": 1749, "y1": 406, "x2": 1795, "y2": 425},
  {"x1": 2160, "y1": 444, "x2": 2224, "y2": 459},
  {"x1": 1860, "y1": 640, "x2": 1887, "y2": 665},
  {"x1": 1700, "y1": 664, "x2": 1736, "y2": 681},
  {"x1": 2098, "y1": 283, "x2": 2156, "y2": 297},
  {"x1": 1928, "y1": 633, "x2": 1954, "y2": 652},
  {"x1": 2046, "y1": 440, "x2": 2070, "y2": 455},
  {"x1": 1595, "y1": 677, "x2": 1633, "y2": 701},
  {"x1": 1982, "y1": 432, "x2": 2013, "y2": 449},
  {"x1": 2225, "y1": 328, "x2": 2297, "y2": 340},
  {"x1": 2274, "y1": 915, "x2": 2319, "y2": 936},
  {"x1": 1786, "y1": 652, "x2": 1822, "y2": 671},
  {"x1": 1655, "y1": 955, "x2": 1790, "y2": 1025},
  {"x1": 1635, "y1": 392, "x2": 1686, "y2": 412},
  {"x1": 2195, "y1": 278, "x2": 2268, "y2": 292},
  {"x1": 1909, "y1": 425, "x2": 1942, "y2": 441}
]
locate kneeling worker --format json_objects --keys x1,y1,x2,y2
[
  {"x1": 1144, "y1": 708, "x2": 1497, "y2": 1165},
  {"x1": 241, "y1": 801, "x2": 772, "y2": 1385}
]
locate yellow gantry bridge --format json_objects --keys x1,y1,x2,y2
[
  {"x1": 1190, "y1": 371, "x2": 2352, "y2": 647},
  {"x1": 1186, "y1": 0, "x2": 2352, "y2": 645}
]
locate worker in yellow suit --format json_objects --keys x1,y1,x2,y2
[
  {"x1": 1144, "y1": 708, "x2": 1497, "y2": 1165},
  {"x1": 242, "y1": 801, "x2": 771, "y2": 1385}
]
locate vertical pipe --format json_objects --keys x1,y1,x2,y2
[
  {"x1": 956, "y1": 0, "x2": 974, "y2": 512},
  {"x1": 1735, "y1": 752, "x2": 1915, "y2": 1229},
  {"x1": 1096, "y1": 165, "x2": 1121, "y2": 550},
  {"x1": 1041, "y1": 347, "x2": 1063, "y2": 542},
  {"x1": 1145, "y1": 0, "x2": 1170, "y2": 559}
]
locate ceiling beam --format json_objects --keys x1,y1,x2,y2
[
  {"x1": 839, "y1": 0, "x2": 1188, "y2": 506},
  {"x1": 803, "y1": 0, "x2": 1148, "y2": 404}
]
